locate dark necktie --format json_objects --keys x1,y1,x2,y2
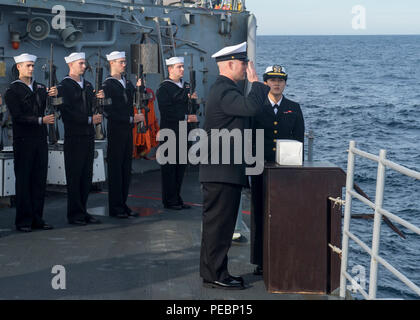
[{"x1": 273, "y1": 104, "x2": 278, "y2": 114}]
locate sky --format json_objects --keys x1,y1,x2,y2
[{"x1": 245, "y1": 0, "x2": 420, "y2": 35}]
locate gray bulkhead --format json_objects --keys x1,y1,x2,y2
[{"x1": 0, "y1": 0, "x2": 254, "y2": 147}]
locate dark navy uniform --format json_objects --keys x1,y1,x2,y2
[
  {"x1": 250, "y1": 71, "x2": 305, "y2": 270},
  {"x1": 57, "y1": 77, "x2": 96, "y2": 223},
  {"x1": 102, "y1": 76, "x2": 135, "y2": 217},
  {"x1": 252, "y1": 95, "x2": 304, "y2": 162},
  {"x1": 199, "y1": 75, "x2": 269, "y2": 282},
  {"x1": 156, "y1": 79, "x2": 190, "y2": 208},
  {"x1": 4, "y1": 80, "x2": 49, "y2": 229}
]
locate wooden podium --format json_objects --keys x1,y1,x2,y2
[{"x1": 262, "y1": 161, "x2": 345, "y2": 294}]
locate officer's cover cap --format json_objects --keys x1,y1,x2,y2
[
  {"x1": 211, "y1": 42, "x2": 248, "y2": 62},
  {"x1": 263, "y1": 65, "x2": 288, "y2": 81}
]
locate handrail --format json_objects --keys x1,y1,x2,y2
[{"x1": 340, "y1": 140, "x2": 420, "y2": 299}]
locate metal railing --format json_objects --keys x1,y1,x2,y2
[{"x1": 339, "y1": 140, "x2": 420, "y2": 299}]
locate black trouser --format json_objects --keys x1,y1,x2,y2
[
  {"x1": 250, "y1": 174, "x2": 264, "y2": 267},
  {"x1": 161, "y1": 163, "x2": 186, "y2": 207},
  {"x1": 107, "y1": 126, "x2": 133, "y2": 216},
  {"x1": 13, "y1": 137, "x2": 48, "y2": 228},
  {"x1": 64, "y1": 135, "x2": 94, "y2": 222},
  {"x1": 200, "y1": 182, "x2": 242, "y2": 282}
]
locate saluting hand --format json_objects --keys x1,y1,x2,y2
[
  {"x1": 246, "y1": 61, "x2": 258, "y2": 83},
  {"x1": 43, "y1": 114, "x2": 55, "y2": 124},
  {"x1": 93, "y1": 114, "x2": 102, "y2": 124},
  {"x1": 47, "y1": 86, "x2": 58, "y2": 97},
  {"x1": 134, "y1": 113, "x2": 145, "y2": 123}
]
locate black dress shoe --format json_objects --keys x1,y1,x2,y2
[
  {"x1": 253, "y1": 265, "x2": 263, "y2": 276},
  {"x1": 124, "y1": 206, "x2": 138, "y2": 217},
  {"x1": 116, "y1": 212, "x2": 129, "y2": 218},
  {"x1": 32, "y1": 223, "x2": 54, "y2": 230},
  {"x1": 164, "y1": 204, "x2": 183, "y2": 210},
  {"x1": 16, "y1": 226, "x2": 32, "y2": 233},
  {"x1": 203, "y1": 278, "x2": 246, "y2": 290},
  {"x1": 68, "y1": 219, "x2": 87, "y2": 226},
  {"x1": 179, "y1": 204, "x2": 191, "y2": 209},
  {"x1": 228, "y1": 274, "x2": 244, "y2": 284},
  {"x1": 85, "y1": 216, "x2": 101, "y2": 224},
  {"x1": 127, "y1": 211, "x2": 139, "y2": 217}
]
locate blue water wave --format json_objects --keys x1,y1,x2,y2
[{"x1": 257, "y1": 35, "x2": 420, "y2": 300}]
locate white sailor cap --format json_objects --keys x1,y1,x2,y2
[
  {"x1": 211, "y1": 42, "x2": 248, "y2": 62},
  {"x1": 64, "y1": 52, "x2": 86, "y2": 64},
  {"x1": 165, "y1": 56, "x2": 184, "y2": 66},
  {"x1": 106, "y1": 51, "x2": 126, "y2": 61},
  {"x1": 263, "y1": 65, "x2": 288, "y2": 81},
  {"x1": 14, "y1": 53, "x2": 37, "y2": 64}
]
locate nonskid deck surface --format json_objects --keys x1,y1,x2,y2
[{"x1": 0, "y1": 168, "x2": 338, "y2": 300}]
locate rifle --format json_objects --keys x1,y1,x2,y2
[
  {"x1": 93, "y1": 48, "x2": 105, "y2": 140},
  {"x1": 135, "y1": 58, "x2": 151, "y2": 134},
  {"x1": 45, "y1": 43, "x2": 60, "y2": 145},
  {"x1": 187, "y1": 54, "x2": 199, "y2": 131},
  {"x1": 0, "y1": 94, "x2": 5, "y2": 150}
]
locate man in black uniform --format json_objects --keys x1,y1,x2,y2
[
  {"x1": 250, "y1": 65, "x2": 305, "y2": 275},
  {"x1": 199, "y1": 42, "x2": 270, "y2": 290},
  {"x1": 101, "y1": 51, "x2": 143, "y2": 218},
  {"x1": 4, "y1": 53, "x2": 56, "y2": 232},
  {"x1": 57, "y1": 52, "x2": 103, "y2": 225},
  {"x1": 156, "y1": 56, "x2": 198, "y2": 210}
]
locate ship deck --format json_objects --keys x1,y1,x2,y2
[{"x1": 0, "y1": 166, "x2": 342, "y2": 300}]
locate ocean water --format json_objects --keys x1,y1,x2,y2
[{"x1": 256, "y1": 35, "x2": 420, "y2": 299}]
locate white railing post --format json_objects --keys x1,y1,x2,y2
[
  {"x1": 340, "y1": 140, "x2": 356, "y2": 298},
  {"x1": 339, "y1": 142, "x2": 420, "y2": 299},
  {"x1": 368, "y1": 149, "x2": 387, "y2": 299}
]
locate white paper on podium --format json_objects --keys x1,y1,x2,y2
[{"x1": 275, "y1": 139, "x2": 303, "y2": 165}]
